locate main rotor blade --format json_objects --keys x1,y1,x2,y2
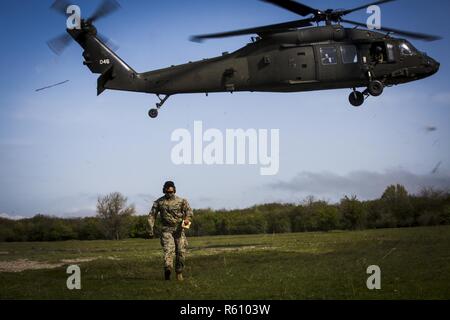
[
  {"x1": 191, "y1": 18, "x2": 313, "y2": 42},
  {"x1": 47, "y1": 33, "x2": 73, "y2": 55},
  {"x1": 88, "y1": 0, "x2": 121, "y2": 22},
  {"x1": 340, "y1": 0, "x2": 397, "y2": 15},
  {"x1": 341, "y1": 19, "x2": 442, "y2": 41},
  {"x1": 50, "y1": 0, "x2": 72, "y2": 16},
  {"x1": 261, "y1": 0, "x2": 319, "y2": 17}
]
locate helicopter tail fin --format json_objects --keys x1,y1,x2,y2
[{"x1": 68, "y1": 27, "x2": 142, "y2": 96}]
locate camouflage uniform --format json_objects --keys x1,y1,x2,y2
[{"x1": 148, "y1": 195, "x2": 193, "y2": 274}]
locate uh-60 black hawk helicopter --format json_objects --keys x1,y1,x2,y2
[{"x1": 48, "y1": 0, "x2": 441, "y2": 118}]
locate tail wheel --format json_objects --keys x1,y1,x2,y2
[
  {"x1": 349, "y1": 91, "x2": 365, "y2": 107},
  {"x1": 368, "y1": 80, "x2": 384, "y2": 97},
  {"x1": 148, "y1": 108, "x2": 159, "y2": 118}
]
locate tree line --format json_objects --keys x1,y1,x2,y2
[{"x1": 1, "y1": 185, "x2": 449, "y2": 242}]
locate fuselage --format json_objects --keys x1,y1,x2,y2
[{"x1": 134, "y1": 25, "x2": 439, "y2": 96}]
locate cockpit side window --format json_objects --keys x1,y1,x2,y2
[
  {"x1": 399, "y1": 42, "x2": 413, "y2": 56},
  {"x1": 340, "y1": 45, "x2": 358, "y2": 64},
  {"x1": 320, "y1": 47, "x2": 337, "y2": 65}
]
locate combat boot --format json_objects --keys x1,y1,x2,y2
[
  {"x1": 164, "y1": 269, "x2": 171, "y2": 281},
  {"x1": 176, "y1": 272, "x2": 184, "y2": 281}
]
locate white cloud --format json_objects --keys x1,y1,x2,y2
[
  {"x1": 0, "y1": 213, "x2": 25, "y2": 220},
  {"x1": 270, "y1": 169, "x2": 450, "y2": 201},
  {"x1": 58, "y1": 208, "x2": 97, "y2": 218}
]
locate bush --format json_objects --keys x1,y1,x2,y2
[
  {"x1": 129, "y1": 215, "x2": 151, "y2": 239},
  {"x1": 381, "y1": 185, "x2": 414, "y2": 227},
  {"x1": 76, "y1": 217, "x2": 104, "y2": 240},
  {"x1": 439, "y1": 206, "x2": 450, "y2": 225},
  {"x1": 315, "y1": 205, "x2": 339, "y2": 232},
  {"x1": 191, "y1": 210, "x2": 219, "y2": 236},
  {"x1": 265, "y1": 211, "x2": 291, "y2": 234},
  {"x1": 340, "y1": 196, "x2": 366, "y2": 230},
  {"x1": 228, "y1": 212, "x2": 268, "y2": 235}
]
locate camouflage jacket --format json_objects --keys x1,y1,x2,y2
[{"x1": 148, "y1": 195, "x2": 193, "y2": 232}]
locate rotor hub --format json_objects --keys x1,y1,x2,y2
[{"x1": 81, "y1": 19, "x2": 98, "y2": 35}]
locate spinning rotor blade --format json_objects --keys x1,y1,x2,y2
[
  {"x1": 341, "y1": 19, "x2": 442, "y2": 41},
  {"x1": 48, "y1": 0, "x2": 122, "y2": 55},
  {"x1": 47, "y1": 33, "x2": 72, "y2": 55},
  {"x1": 191, "y1": 18, "x2": 313, "y2": 42},
  {"x1": 50, "y1": 0, "x2": 72, "y2": 16},
  {"x1": 88, "y1": 0, "x2": 121, "y2": 22},
  {"x1": 340, "y1": 0, "x2": 397, "y2": 15},
  {"x1": 47, "y1": 32, "x2": 120, "y2": 56},
  {"x1": 51, "y1": 0, "x2": 121, "y2": 22},
  {"x1": 260, "y1": 0, "x2": 319, "y2": 17}
]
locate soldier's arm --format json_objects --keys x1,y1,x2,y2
[
  {"x1": 182, "y1": 199, "x2": 194, "y2": 222},
  {"x1": 148, "y1": 201, "x2": 159, "y2": 236}
]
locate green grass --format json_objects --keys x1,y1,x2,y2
[{"x1": 1, "y1": 226, "x2": 449, "y2": 300}]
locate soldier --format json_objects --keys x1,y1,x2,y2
[
  {"x1": 373, "y1": 45, "x2": 385, "y2": 64},
  {"x1": 148, "y1": 181, "x2": 193, "y2": 281}
]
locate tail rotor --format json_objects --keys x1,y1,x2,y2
[{"x1": 47, "y1": 0, "x2": 121, "y2": 55}]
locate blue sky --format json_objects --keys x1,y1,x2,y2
[{"x1": 1, "y1": 0, "x2": 450, "y2": 218}]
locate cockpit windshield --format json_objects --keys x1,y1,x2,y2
[{"x1": 399, "y1": 42, "x2": 416, "y2": 56}]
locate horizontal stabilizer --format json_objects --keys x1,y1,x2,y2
[{"x1": 97, "y1": 66, "x2": 115, "y2": 96}]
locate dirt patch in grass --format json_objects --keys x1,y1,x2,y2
[
  {"x1": 0, "y1": 256, "x2": 121, "y2": 273},
  {"x1": 106, "y1": 256, "x2": 121, "y2": 261},
  {"x1": 190, "y1": 245, "x2": 277, "y2": 256},
  {"x1": 60, "y1": 258, "x2": 98, "y2": 264},
  {"x1": 0, "y1": 259, "x2": 64, "y2": 273}
]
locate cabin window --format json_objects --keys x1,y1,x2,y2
[
  {"x1": 399, "y1": 42, "x2": 413, "y2": 56},
  {"x1": 370, "y1": 42, "x2": 388, "y2": 63},
  {"x1": 320, "y1": 47, "x2": 337, "y2": 65},
  {"x1": 386, "y1": 44, "x2": 395, "y2": 62},
  {"x1": 340, "y1": 45, "x2": 358, "y2": 64}
]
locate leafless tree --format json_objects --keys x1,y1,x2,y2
[{"x1": 96, "y1": 192, "x2": 135, "y2": 240}]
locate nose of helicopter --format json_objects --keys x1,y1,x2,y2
[
  {"x1": 415, "y1": 55, "x2": 440, "y2": 80},
  {"x1": 430, "y1": 58, "x2": 440, "y2": 75},
  {"x1": 425, "y1": 56, "x2": 440, "y2": 76}
]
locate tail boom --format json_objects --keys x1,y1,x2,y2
[{"x1": 68, "y1": 26, "x2": 145, "y2": 95}]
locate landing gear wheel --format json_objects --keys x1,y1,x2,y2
[
  {"x1": 368, "y1": 80, "x2": 384, "y2": 97},
  {"x1": 349, "y1": 91, "x2": 365, "y2": 107},
  {"x1": 148, "y1": 108, "x2": 159, "y2": 119},
  {"x1": 148, "y1": 95, "x2": 171, "y2": 119}
]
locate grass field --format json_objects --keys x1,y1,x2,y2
[{"x1": 1, "y1": 226, "x2": 449, "y2": 300}]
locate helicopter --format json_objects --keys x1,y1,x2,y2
[{"x1": 48, "y1": 0, "x2": 441, "y2": 118}]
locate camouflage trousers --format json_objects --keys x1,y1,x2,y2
[{"x1": 160, "y1": 229, "x2": 188, "y2": 273}]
